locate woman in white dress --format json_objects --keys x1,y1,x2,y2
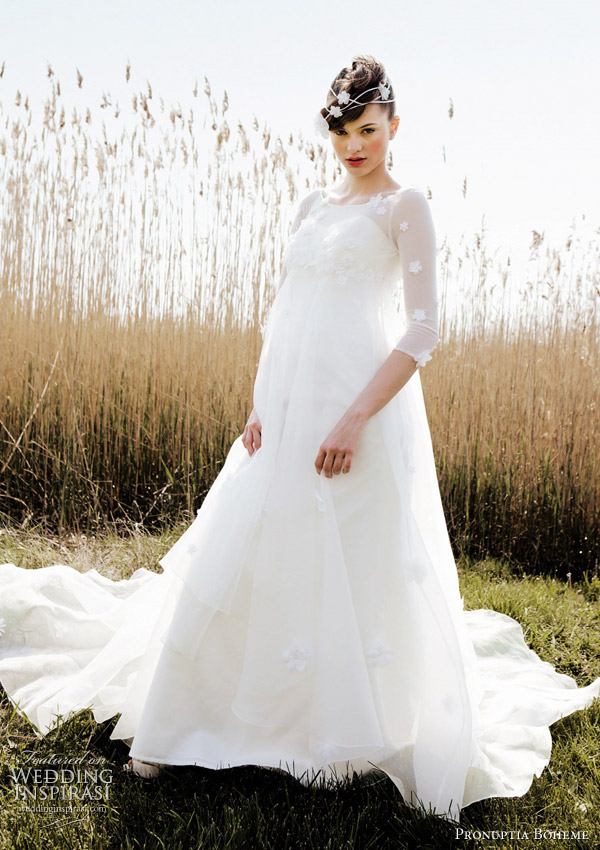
[{"x1": 1, "y1": 54, "x2": 599, "y2": 825}]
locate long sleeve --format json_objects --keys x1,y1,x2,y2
[
  {"x1": 275, "y1": 190, "x2": 320, "y2": 293},
  {"x1": 390, "y1": 189, "x2": 440, "y2": 368}
]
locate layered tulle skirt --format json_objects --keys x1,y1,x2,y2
[{"x1": 1, "y1": 265, "x2": 599, "y2": 822}]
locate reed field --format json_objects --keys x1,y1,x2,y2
[{"x1": 0, "y1": 65, "x2": 599, "y2": 579}]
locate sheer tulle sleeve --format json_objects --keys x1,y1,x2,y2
[
  {"x1": 390, "y1": 190, "x2": 440, "y2": 368},
  {"x1": 275, "y1": 190, "x2": 320, "y2": 292}
]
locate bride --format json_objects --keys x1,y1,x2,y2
[{"x1": 1, "y1": 54, "x2": 599, "y2": 825}]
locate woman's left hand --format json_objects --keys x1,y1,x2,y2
[{"x1": 314, "y1": 410, "x2": 367, "y2": 477}]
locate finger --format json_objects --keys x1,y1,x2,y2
[
  {"x1": 323, "y1": 454, "x2": 334, "y2": 477},
  {"x1": 315, "y1": 447, "x2": 325, "y2": 474},
  {"x1": 244, "y1": 427, "x2": 254, "y2": 456},
  {"x1": 332, "y1": 458, "x2": 344, "y2": 475}
]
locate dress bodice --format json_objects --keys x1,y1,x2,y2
[
  {"x1": 282, "y1": 189, "x2": 402, "y2": 292},
  {"x1": 278, "y1": 186, "x2": 441, "y2": 369}
]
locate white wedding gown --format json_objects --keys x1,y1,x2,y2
[{"x1": 1, "y1": 186, "x2": 599, "y2": 824}]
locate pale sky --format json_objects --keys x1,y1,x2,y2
[{"x1": 1, "y1": 0, "x2": 599, "y2": 257}]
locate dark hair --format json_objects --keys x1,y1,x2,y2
[{"x1": 319, "y1": 54, "x2": 396, "y2": 133}]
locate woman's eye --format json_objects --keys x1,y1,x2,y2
[{"x1": 336, "y1": 128, "x2": 375, "y2": 136}]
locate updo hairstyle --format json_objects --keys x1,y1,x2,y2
[{"x1": 318, "y1": 54, "x2": 396, "y2": 133}]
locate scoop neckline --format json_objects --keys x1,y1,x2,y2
[{"x1": 320, "y1": 187, "x2": 402, "y2": 207}]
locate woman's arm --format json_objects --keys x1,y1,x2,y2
[
  {"x1": 315, "y1": 189, "x2": 439, "y2": 477},
  {"x1": 244, "y1": 190, "x2": 322, "y2": 456},
  {"x1": 276, "y1": 189, "x2": 321, "y2": 293},
  {"x1": 314, "y1": 350, "x2": 417, "y2": 477},
  {"x1": 348, "y1": 188, "x2": 439, "y2": 423},
  {"x1": 345, "y1": 348, "x2": 418, "y2": 422}
]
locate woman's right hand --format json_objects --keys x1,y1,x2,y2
[{"x1": 242, "y1": 407, "x2": 262, "y2": 456}]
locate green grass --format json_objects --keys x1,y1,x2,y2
[{"x1": 1, "y1": 528, "x2": 599, "y2": 849}]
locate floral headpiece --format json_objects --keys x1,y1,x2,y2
[{"x1": 314, "y1": 80, "x2": 395, "y2": 138}]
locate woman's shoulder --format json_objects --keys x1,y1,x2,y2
[
  {"x1": 389, "y1": 184, "x2": 433, "y2": 221},
  {"x1": 386, "y1": 185, "x2": 435, "y2": 247},
  {"x1": 391, "y1": 184, "x2": 429, "y2": 204},
  {"x1": 290, "y1": 187, "x2": 322, "y2": 220},
  {"x1": 288, "y1": 188, "x2": 323, "y2": 234},
  {"x1": 297, "y1": 187, "x2": 323, "y2": 209}
]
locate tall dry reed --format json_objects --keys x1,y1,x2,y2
[{"x1": 0, "y1": 67, "x2": 598, "y2": 577}]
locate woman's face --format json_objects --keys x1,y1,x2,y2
[{"x1": 330, "y1": 102, "x2": 399, "y2": 177}]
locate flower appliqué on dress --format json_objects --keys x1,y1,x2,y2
[
  {"x1": 314, "y1": 490, "x2": 327, "y2": 512},
  {"x1": 0, "y1": 617, "x2": 6, "y2": 638},
  {"x1": 332, "y1": 237, "x2": 360, "y2": 287},
  {"x1": 283, "y1": 204, "x2": 386, "y2": 289},
  {"x1": 365, "y1": 640, "x2": 393, "y2": 667},
  {"x1": 186, "y1": 543, "x2": 198, "y2": 556},
  {"x1": 282, "y1": 646, "x2": 311, "y2": 671},
  {"x1": 398, "y1": 220, "x2": 409, "y2": 232},
  {"x1": 366, "y1": 193, "x2": 391, "y2": 215},
  {"x1": 415, "y1": 350, "x2": 432, "y2": 368},
  {"x1": 319, "y1": 744, "x2": 338, "y2": 763},
  {"x1": 411, "y1": 309, "x2": 426, "y2": 322},
  {"x1": 408, "y1": 260, "x2": 423, "y2": 275}
]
